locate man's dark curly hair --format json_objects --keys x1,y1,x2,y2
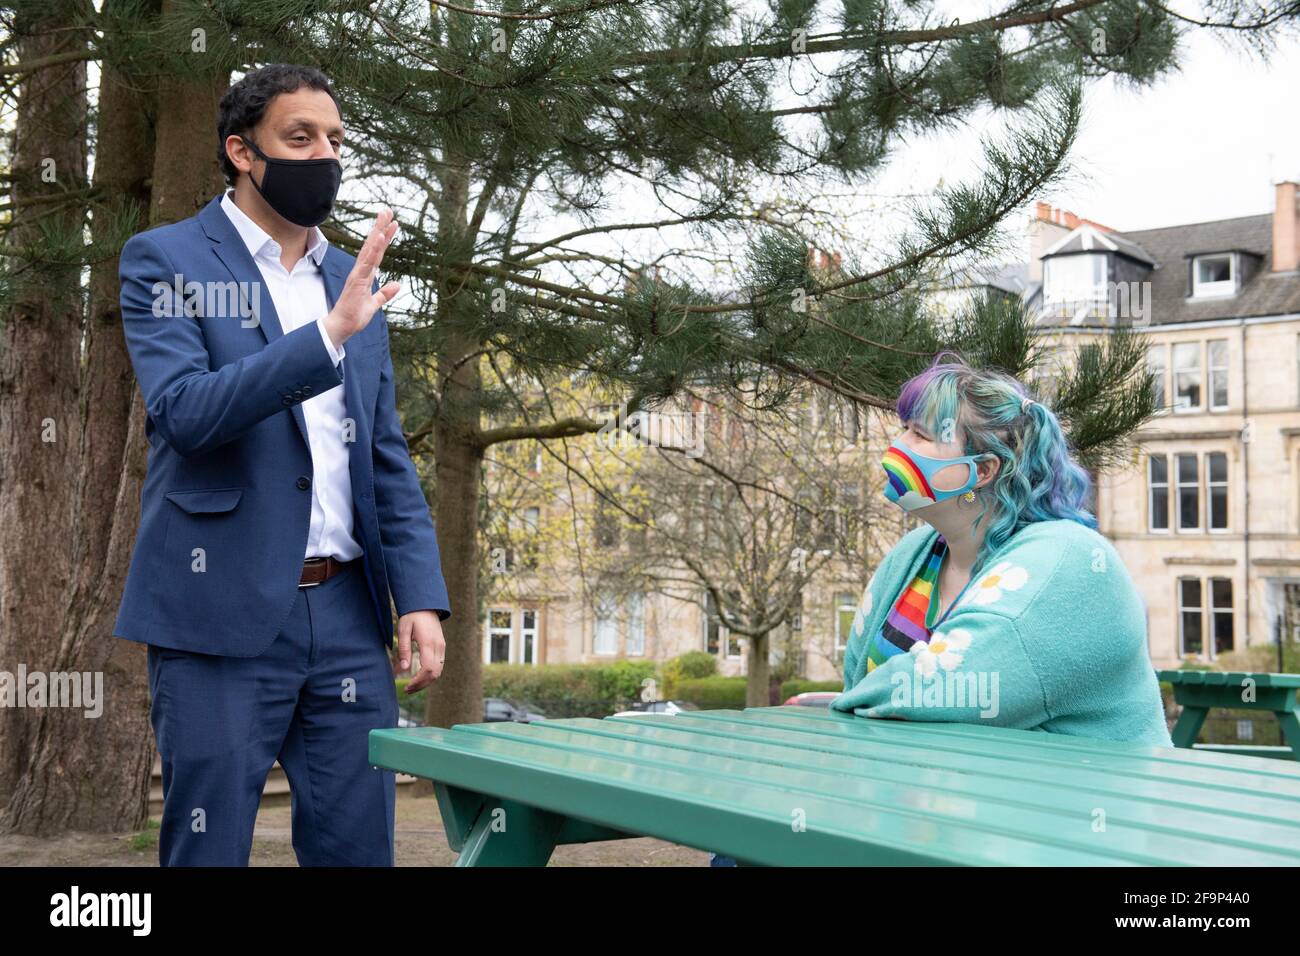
[{"x1": 216, "y1": 64, "x2": 341, "y2": 187}]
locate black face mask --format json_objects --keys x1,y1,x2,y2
[{"x1": 238, "y1": 135, "x2": 342, "y2": 227}]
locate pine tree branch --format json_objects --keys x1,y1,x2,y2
[
  {"x1": 426, "y1": 0, "x2": 644, "y2": 21},
  {"x1": 620, "y1": 0, "x2": 1110, "y2": 67},
  {"x1": 1140, "y1": 0, "x2": 1300, "y2": 31},
  {"x1": 0, "y1": 47, "x2": 96, "y2": 77}
]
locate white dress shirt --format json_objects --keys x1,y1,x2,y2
[{"x1": 220, "y1": 190, "x2": 362, "y2": 562}]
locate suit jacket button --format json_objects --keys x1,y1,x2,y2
[
  {"x1": 282, "y1": 395, "x2": 293, "y2": 405},
  {"x1": 297, "y1": 476, "x2": 311, "y2": 490},
  {"x1": 302, "y1": 385, "x2": 313, "y2": 395}
]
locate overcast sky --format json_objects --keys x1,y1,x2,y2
[{"x1": 870, "y1": 13, "x2": 1300, "y2": 241}]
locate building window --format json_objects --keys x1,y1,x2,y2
[
  {"x1": 837, "y1": 480, "x2": 861, "y2": 545},
  {"x1": 486, "y1": 608, "x2": 512, "y2": 663},
  {"x1": 1175, "y1": 453, "x2": 1199, "y2": 531},
  {"x1": 1207, "y1": 452, "x2": 1228, "y2": 531},
  {"x1": 594, "y1": 593, "x2": 618, "y2": 655},
  {"x1": 1192, "y1": 254, "x2": 1234, "y2": 298},
  {"x1": 1178, "y1": 578, "x2": 1203, "y2": 657},
  {"x1": 1043, "y1": 253, "x2": 1108, "y2": 314},
  {"x1": 707, "y1": 485, "x2": 724, "y2": 548},
  {"x1": 521, "y1": 608, "x2": 538, "y2": 665},
  {"x1": 835, "y1": 590, "x2": 856, "y2": 662},
  {"x1": 1146, "y1": 343, "x2": 1168, "y2": 414},
  {"x1": 626, "y1": 592, "x2": 645, "y2": 656},
  {"x1": 520, "y1": 506, "x2": 540, "y2": 568},
  {"x1": 839, "y1": 398, "x2": 861, "y2": 445},
  {"x1": 703, "y1": 590, "x2": 721, "y2": 655},
  {"x1": 703, "y1": 588, "x2": 743, "y2": 659},
  {"x1": 1208, "y1": 339, "x2": 1229, "y2": 410},
  {"x1": 594, "y1": 497, "x2": 620, "y2": 549},
  {"x1": 1209, "y1": 578, "x2": 1233, "y2": 657},
  {"x1": 1148, "y1": 453, "x2": 1169, "y2": 532},
  {"x1": 1172, "y1": 342, "x2": 1201, "y2": 412}
]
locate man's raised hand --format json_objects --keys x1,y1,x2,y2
[{"x1": 323, "y1": 207, "x2": 401, "y2": 349}]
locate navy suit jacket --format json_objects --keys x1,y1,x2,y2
[{"x1": 112, "y1": 195, "x2": 451, "y2": 657}]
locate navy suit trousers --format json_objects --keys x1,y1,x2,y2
[{"x1": 146, "y1": 559, "x2": 398, "y2": 866}]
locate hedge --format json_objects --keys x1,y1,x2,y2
[
  {"x1": 395, "y1": 660, "x2": 660, "y2": 721},
  {"x1": 674, "y1": 676, "x2": 747, "y2": 710}
]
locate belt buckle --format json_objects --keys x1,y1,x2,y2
[{"x1": 299, "y1": 556, "x2": 327, "y2": 588}]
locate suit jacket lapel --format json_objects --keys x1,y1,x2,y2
[{"x1": 199, "y1": 196, "x2": 313, "y2": 450}]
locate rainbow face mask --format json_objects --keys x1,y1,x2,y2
[{"x1": 881, "y1": 437, "x2": 986, "y2": 512}]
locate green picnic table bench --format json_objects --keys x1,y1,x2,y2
[
  {"x1": 369, "y1": 705, "x2": 1300, "y2": 865},
  {"x1": 1157, "y1": 670, "x2": 1300, "y2": 761}
]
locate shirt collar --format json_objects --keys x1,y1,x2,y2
[{"x1": 219, "y1": 190, "x2": 328, "y2": 267}]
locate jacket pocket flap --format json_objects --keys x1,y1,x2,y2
[{"x1": 164, "y1": 487, "x2": 243, "y2": 514}]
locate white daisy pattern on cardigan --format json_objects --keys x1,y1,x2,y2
[
  {"x1": 851, "y1": 572, "x2": 878, "y2": 636},
  {"x1": 958, "y1": 561, "x2": 1030, "y2": 608},
  {"x1": 909, "y1": 626, "x2": 973, "y2": 676}
]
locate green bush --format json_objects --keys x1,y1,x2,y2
[
  {"x1": 661, "y1": 651, "x2": 717, "y2": 699},
  {"x1": 484, "y1": 661, "x2": 657, "y2": 718},
  {"x1": 779, "y1": 679, "x2": 842, "y2": 701},
  {"x1": 1215, "y1": 642, "x2": 1300, "y2": 674},
  {"x1": 394, "y1": 677, "x2": 429, "y2": 722},
  {"x1": 675, "y1": 676, "x2": 747, "y2": 710}
]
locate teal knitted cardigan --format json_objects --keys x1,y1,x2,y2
[{"x1": 832, "y1": 518, "x2": 1174, "y2": 748}]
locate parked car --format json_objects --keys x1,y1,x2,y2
[
  {"x1": 610, "y1": 699, "x2": 700, "y2": 717},
  {"x1": 483, "y1": 697, "x2": 547, "y2": 723},
  {"x1": 782, "y1": 691, "x2": 839, "y2": 708}
]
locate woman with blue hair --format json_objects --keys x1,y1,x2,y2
[
  {"x1": 832, "y1": 350, "x2": 1171, "y2": 745},
  {"x1": 708, "y1": 350, "x2": 1171, "y2": 863}
]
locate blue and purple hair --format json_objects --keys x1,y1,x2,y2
[{"x1": 895, "y1": 350, "x2": 1098, "y2": 575}]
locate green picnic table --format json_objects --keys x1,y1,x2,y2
[
  {"x1": 1157, "y1": 670, "x2": 1300, "y2": 761},
  {"x1": 369, "y1": 704, "x2": 1300, "y2": 865}
]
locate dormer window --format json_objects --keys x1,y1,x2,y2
[
  {"x1": 1043, "y1": 252, "x2": 1108, "y2": 314},
  {"x1": 1191, "y1": 253, "x2": 1235, "y2": 297}
]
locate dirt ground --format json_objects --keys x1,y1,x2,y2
[{"x1": 0, "y1": 787, "x2": 713, "y2": 866}]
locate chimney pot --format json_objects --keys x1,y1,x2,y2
[{"x1": 1273, "y1": 180, "x2": 1300, "y2": 272}]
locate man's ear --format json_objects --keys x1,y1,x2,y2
[{"x1": 226, "y1": 134, "x2": 256, "y2": 180}]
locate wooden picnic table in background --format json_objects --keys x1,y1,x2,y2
[{"x1": 370, "y1": 705, "x2": 1300, "y2": 866}]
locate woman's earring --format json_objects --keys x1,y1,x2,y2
[{"x1": 962, "y1": 490, "x2": 976, "y2": 503}]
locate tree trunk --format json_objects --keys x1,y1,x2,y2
[
  {"x1": 0, "y1": 0, "x2": 90, "y2": 811},
  {"x1": 423, "y1": 155, "x2": 486, "y2": 753},
  {"x1": 3, "y1": 1, "x2": 227, "y2": 833},
  {"x1": 746, "y1": 630, "x2": 771, "y2": 707}
]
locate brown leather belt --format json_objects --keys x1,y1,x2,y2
[{"x1": 299, "y1": 556, "x2": 356, "y2": 588}]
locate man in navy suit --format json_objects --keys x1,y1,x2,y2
[{"x1": 113, "y1": 64, "x2": 451, "y2": 866}]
